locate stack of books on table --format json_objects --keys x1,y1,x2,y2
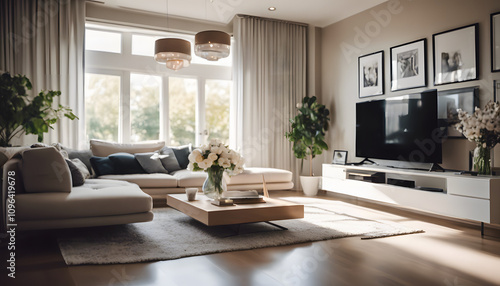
[{"x1": 221, "y1": 190, "x2": 266, "y2": 204}]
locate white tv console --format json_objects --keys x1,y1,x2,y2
[{"x1": 322, "y1": 164, "x2": 500, "y2": 229}]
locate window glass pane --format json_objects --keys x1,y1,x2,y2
[
  {"x1": 205, "y1": 80, "x2": 231, "y2": 143},
  {"x1": 85, "y1": 73, "x2": 120, "y2": 141},
  {"x1": 169, "y1": 77, "x2": 197, "y2": 145},
  {"x1": 130, "y1": 73, "x2": 161, "y2": 142},
  {"x1": 85, "y1": 29, "x2": 121, "y2": 53},
  {"x1": 132, "y1": 34, "x2": 158, "y2": 57}
]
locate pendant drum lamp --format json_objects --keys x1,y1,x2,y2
[
  {"x1": 154, "y1": 38, "x2": 192, "y2": 71},
  {"x1": 195, "y1": 30, "x2": 230, "y2": 61}
]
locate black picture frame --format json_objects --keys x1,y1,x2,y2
[
  {"x1": 491, "y1": 12, "x2": 500, "y2": 72},
  {"x1": 358, "y1": 51, "x2": 384, "y2": 98},
  {"x1": 437, "y1": 86, "x2": 479, "y2": 138},
  {"x1": 433, "y1": 24, "x2": 479, "y2": 86},
  {"x1": 494, "y1": 80, "x2": 500, "y2": 101},
  {"x1": 390, "y1": 38, "x2": 427, "y2": 91},
  {"x1": 333, "y1": 150, "x2": 348, "y2": 165}
]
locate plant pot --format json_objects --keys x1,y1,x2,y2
[{"x1": 300, "y1": 176, "x2": 321, "y2": 196}]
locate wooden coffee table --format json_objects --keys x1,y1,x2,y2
[{"x1": 166, "y1": 194, "x2": 304, "y2": 228}]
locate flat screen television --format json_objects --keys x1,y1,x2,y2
[{"x1": 356, "y1": 89, "x2": 442, "y2": 164}]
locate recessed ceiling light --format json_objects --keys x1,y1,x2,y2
[{"x1": 268, "y1": 7, "x2": 276, "y2": 11}]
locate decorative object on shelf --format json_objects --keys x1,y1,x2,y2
[
  {"x1": 437, "y1": 86, "x2": 479, "y2": 138},
  {"x1": 0, "y1": 72, "x2": 78, "y2": 147},
  {"x1": 390, "y1": 38, "x2": 427, "y2": 91},
  {"x1": 154, "y1": 38, "x2": 192, "y2": 71},
  {"x1": 455, "y1": 101, "x2": 500, "y2": 175},
  {"x1": 286, "y1": 96, "x2": 330, "y2": 196},
  {"x1": 333, "y1": 150, "x2": 348, "y2": 165},
  {"x1": 195, "y1": 30, "x2": 231, "y2": 61},
  {"x1": 188, "y1": 139, "x2": 244, "y2": 199},
  {"x1": 358, "y1": 51, "x2": 384, "y2": 98},
  {"x1": 433, "y1": 24, "x2": 478, "y2": 85},
  {"x1": 491, "y1": 12, "x2": 500, "y2": 72}
]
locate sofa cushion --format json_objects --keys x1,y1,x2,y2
[
  {"x1": 135, "y1": 152, "x2": 168, "y2": 174},
  {"x1": 172, "y1": 169, "x2": 207, "y2": 187},
  {"x1": 225, "y1": 167, "x2": 293, "y2": 185},
  {"x1": 66, "y1": 159, "x2": 85, "y2": 187},
  {"x1": 70, "y1": 158, "x2": 91, "y2": 179},
  {"x1": 90, "y1": 156, "x2": 116, "y2": 176},
  {"x1": 64, "y1": 147, "x2": 93, "y2": 172},
  {"x1": 15, "y1": 179, "x2": 152, "y2": 221},
  {"x1": 171, "y1": 144, "x2": 192, "y2": 169},
  {"x1": 90, "y1": 139, "x2": 165, "y2": 157},
  {"x1": 159, "y1": 147, "x2": 182, "y2": 173},
  {"x1": 0, "y1": 146, "x2": 30, "y2": 169},
  {"x1": 108, "y1": 153, "x2": 145, "y2": 174},
  {"x1": 21, "y1": 147, "x2": 72, "y2": 193},
  {"x1": 98, "y1": 173, "x2": 178, "y2": 188}
]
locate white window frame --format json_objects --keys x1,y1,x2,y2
[{"x1": 84, "y1": 22, "x2": 232, "y2": 146}]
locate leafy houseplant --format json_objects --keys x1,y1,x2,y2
[
  {"x1": 286, "y1": 96, "x2": 330, "y2": 195},
  {"x1": 0, "y1": 72, "x2": 78, "y2": 147}
]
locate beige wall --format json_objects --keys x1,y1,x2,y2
[{"x1": 320, "y1": 0, "x2": 500, "y2": 171}]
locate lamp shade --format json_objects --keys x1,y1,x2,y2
[
  {"x1": 154, "y1": 38, "x2": 192, "y2": 71},
  {"x1": 195, "y1": 30, "x2": 230, "y2": 61}
]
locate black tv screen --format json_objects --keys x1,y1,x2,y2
[{"x1": 356, "y1": 90, "x2": 442, "y2": 163}]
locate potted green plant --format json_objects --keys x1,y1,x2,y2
[
  {"x1": 0, "y1": 72, "x2": 78, "y2": 147},
  {"x1": 286, "y1": 95, "x2": 330, "y2": 196}
]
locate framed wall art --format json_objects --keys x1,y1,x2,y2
[
  {"x1": 390, "y1": 38, "x2": 427, "y2": 91},
  {"x1": 358, "y1": 51, "x2": 384, "y2": 98},
  {"x1": 437, "y1": 86, "x2": 479, "y2": 138},
  {"x1": 491, "y1": 12, "x2": 500, "y2": 72},
  {"x1": 433, "y1": 24, "x2": 478, "y2": 86},
  {"x1": 333, "y1": 150, "x2": 348, "y2": 165}
]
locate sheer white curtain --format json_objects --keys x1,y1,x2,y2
[
  {"x1": 233, "y1": 15, "x2": 307, "y2": 188},
  {"x1": 0, "y1": 0, "x2": 85, "y2": 148}
]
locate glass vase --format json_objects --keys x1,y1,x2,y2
[
  {"x1": 473, "y1": 145, "x2": 492, "y2": 175},
  {"x1": 202, "y1": 167, "x2": 227, "y2": 199}
]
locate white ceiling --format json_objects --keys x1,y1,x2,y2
[{"x1": 92, "y1": 0, "x2": 387, "y2": 28}]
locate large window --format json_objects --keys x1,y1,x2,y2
[
  {"x1": 130, "y1": 73, "x2": 161, "y2": 142},
  {"x1": 205, "y1": 79, "x2": 231, "y2": 143},
  {"x1": 84, "y1": 73, "x2": 120, "y2": 142},
  {"x1": 84, "y1": 23, "x2": 232, "y2": 146}
]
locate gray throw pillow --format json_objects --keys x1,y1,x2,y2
[
  {"x1": 70, "y1": 158, "x2": 91, "y2": 179},
  {"x1": 135, "y1": 152, "x2": 169, "y2": 174},
  {"x1": 159, "y1": 147, "x2": 182, "y2": 172},
  {"x1": 66, "y1": 159, "x2": 85, "y2": 187}
]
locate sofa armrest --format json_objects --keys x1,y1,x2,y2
[{"x1": 2, "y1": 158, "x2": 23, "y2": 233}]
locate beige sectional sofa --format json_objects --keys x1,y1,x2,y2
[
  {"x1": 0, "y1": 140, "x2": 294, "y2": 231},
  {"x1": 1, "y1": 148, "x2": 153, "y2": 231},
  {"x1": 86, "y1": 140, "x2": 294, "y2": 199}
]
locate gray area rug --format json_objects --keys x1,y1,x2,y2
[{"x1": 58, "y1": 197, "x2": 423, "y2": 265}]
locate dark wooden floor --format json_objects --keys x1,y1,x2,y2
[{"x1": 1, "y1": 190, "x2": 500, "y2": 286}]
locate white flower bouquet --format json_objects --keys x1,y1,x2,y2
[
  {"x1": 187, "y1": 139, "x2": 244, "y2": 198},
  {"x1": 187, "y1": 139, "x2": 244, "y2": 175},
  {"x1": 455, "y1": 100, "x2": 500, "y2": 175},
  {"x1": 455, "y1": 101, "x2": 500, "y2": 148}
]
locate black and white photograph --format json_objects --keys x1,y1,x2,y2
[
  {"x1": 358, "y1": 51, "x2": 384, "y2": 98},
  {"x1": 433, "y1": 24, "x2": 478, "y2": 85},
  {"x1": 390, "y1": 39, "x2": 427, "y2": 91},
  {"x1": 333, "y1": 150, "x2": 348, "y2": 165},
  {"x1": 491, "y1": 12, "x2": 500, "y2": 72},
  {"x1": 437, "y1": 86, "x2": 479, "y2": 137}
]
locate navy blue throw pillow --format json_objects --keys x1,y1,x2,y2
[
  {"x1": 108, "y1": 153, "x2": 145, "y2": 174},
  {"x1": 90, "y1": 156, "x2": 116, "y2": 177}
]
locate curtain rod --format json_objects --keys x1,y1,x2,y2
[{"x1": 236, "y1": 14, "x2": 308, "y2": 27}]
